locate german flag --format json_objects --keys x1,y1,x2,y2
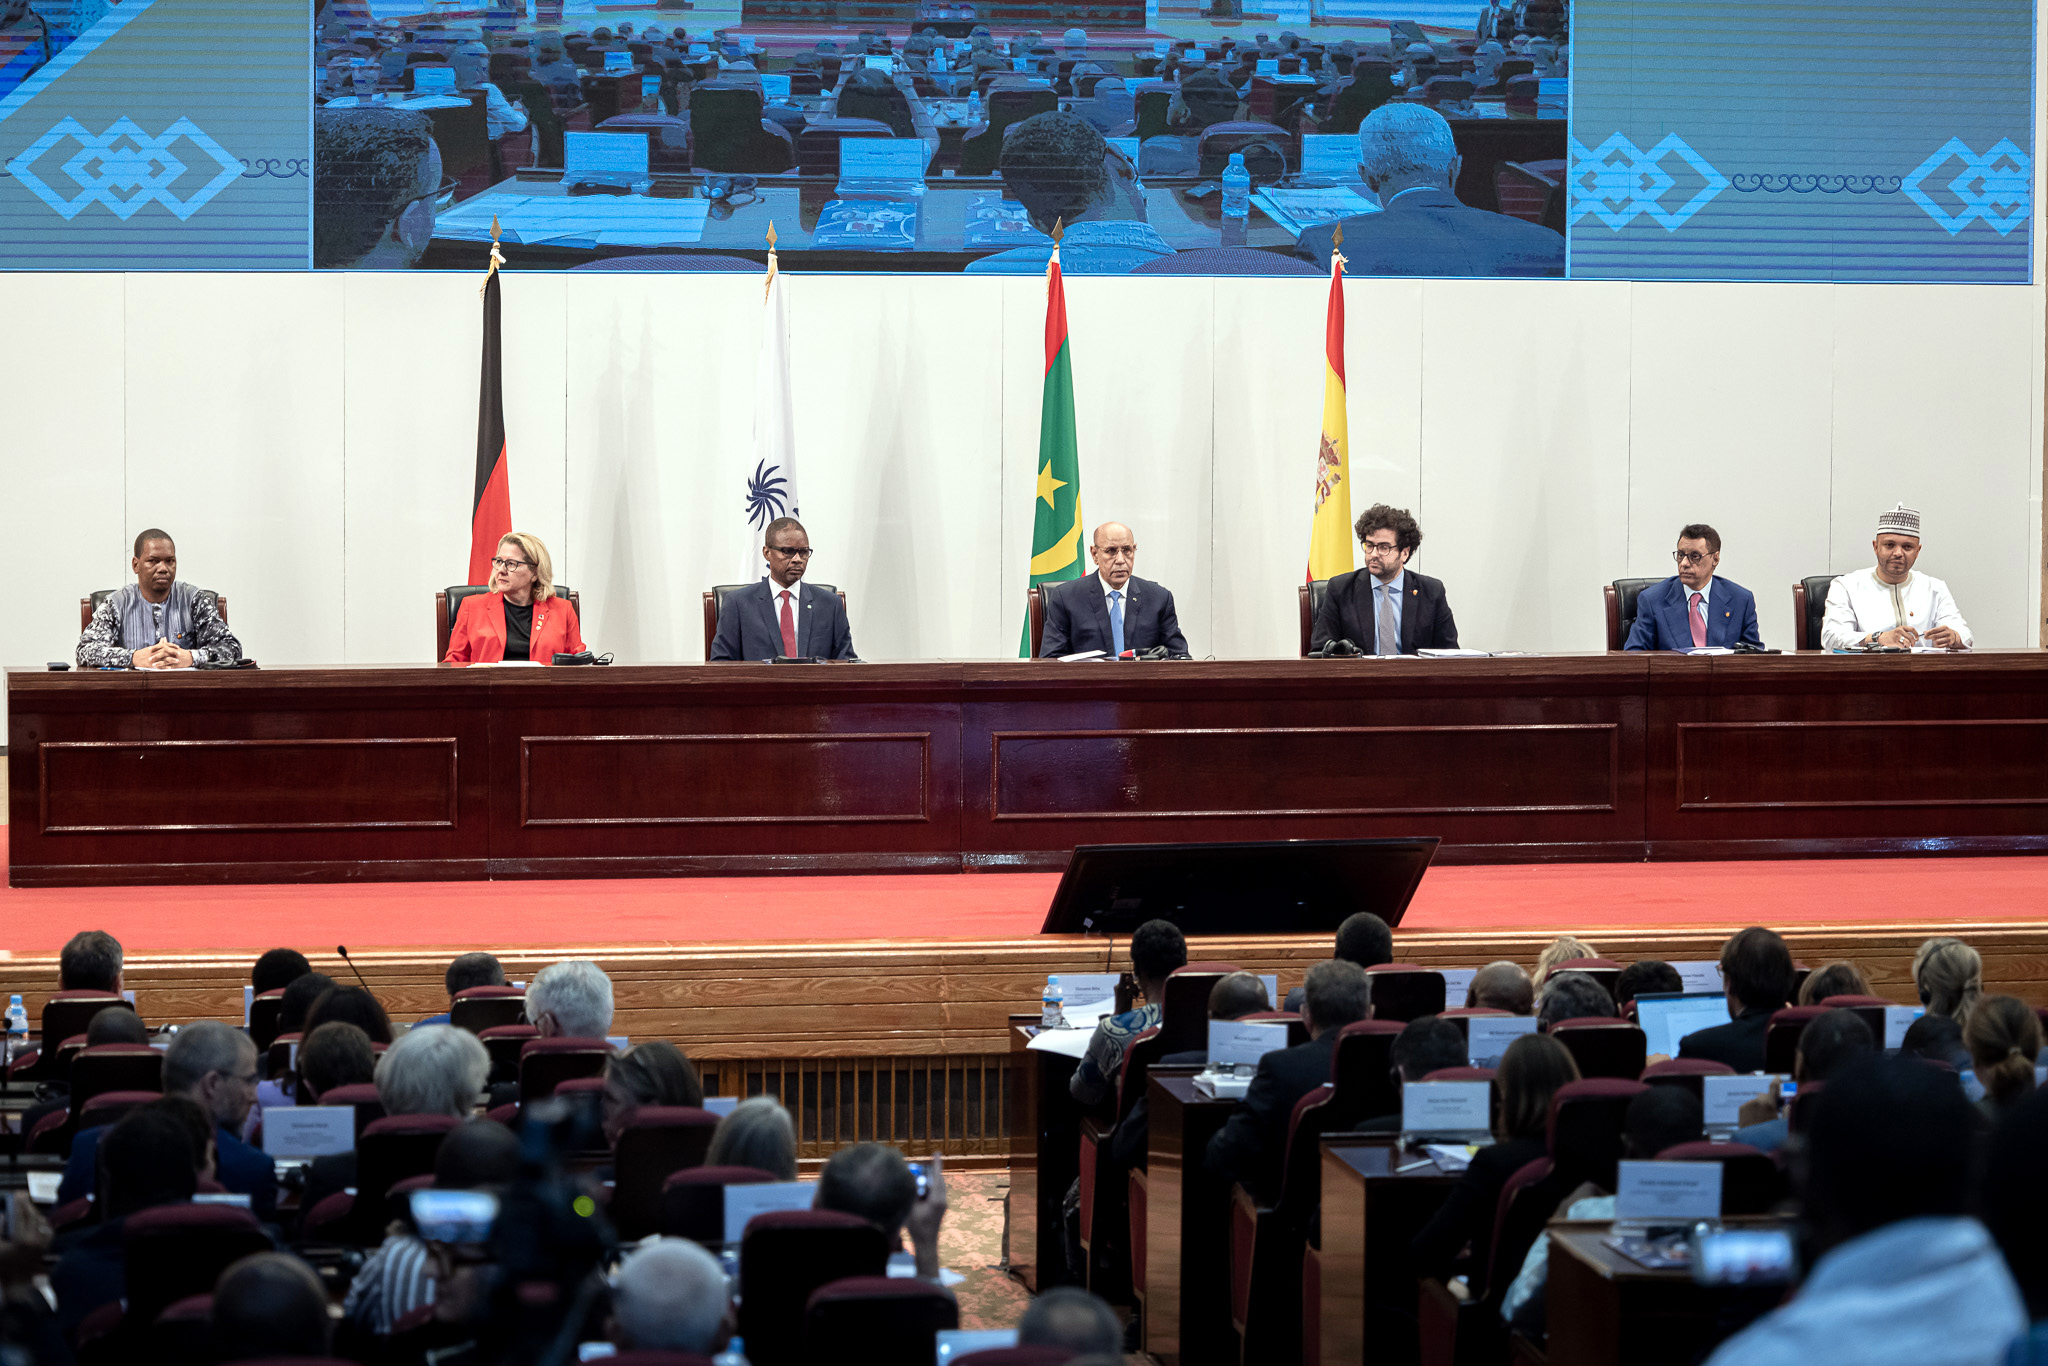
[{"x1": 469, "y1": 239, "x2": 513, "y2": 586}]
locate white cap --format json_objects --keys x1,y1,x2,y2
[{"x1": 1875, "y1": 504, "x2": 1921, "y2": 538}]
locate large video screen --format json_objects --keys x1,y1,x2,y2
[{"x1": 0, "y1": 0, "x2": 2033, "y2": 279}]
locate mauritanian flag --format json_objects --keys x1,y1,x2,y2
[
  {"x1": 1021, "y1": 236, "x2": 1084, "y2": 655},
  {"x1": 468, "y1": 230, "x2": 513, "y2": 585},
  {"x1": 1306, "y1": 231, "x2": 1353, "y2": 582}
]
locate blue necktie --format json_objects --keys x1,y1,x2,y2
[{"x1": 1109, "y1": 590, "x2": 1125, "y2": 656}]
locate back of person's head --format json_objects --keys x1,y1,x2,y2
[
  {"x1": 1334, "y1": 912, "x2": 1394, "y2": 969},
  {"x1": 1531, "y1": 936, "x2": 1597, "y2": 988},
  {"x1": 165, "y1": 1019, "x2": 253, "y2": 1097},
  {"x1": 300, "y1": 1021, "x2": 377, "y2": 1098},
  {"x1": 376, "y1": 1023, "x2": 489, "y2": 1117},
  {"x1": 307, "y1": 983, "x2": 396, "y2": 1044},
  {"x1": 1355, "y1": 103, "x2": 1459, "y2": 191},
  {"x1": 612, "y1": 1238, "x2": 729, "y2": 1353},
  {"x1": 706, "y1": 1097, "x2": 798, "y2": 1180},
  {"x1": 535, "y1": 34, "x2": 565, "y2": 60},
  {"x1": 1208, "y1": 971, "x2": 1271, "y2": 1020},
  {"x1": 1719, "y1": 927, "x2": 1795, "y2": 1013},
  {"x1": 1914, "y1": 936, "x2": 1984, "y2": 1025},
  {"x1": 1797, "y1": 960, "x2": 1872, "y2": 1005},
  {"x1": 1128, "y1": 918, "x2": 1188, "y2": 991},
  {"x1": 312, "y1": 107, "x2": 436, "y2": 269},
  {"x1": 252, "y1": 948, "x2": 312, "y2": 996},
  {"x1": 1468, "y1": 961, "x2": 1534, "y2": 1015},
  {"x1": 212, "y1": 1253, "x2": 331, "y2": 1360},
  {"x1": 817, "y1": 1142, "x2": 917, "y2": 1236},
  {"x1": 60, "y1": 929, "x2": 124, "y2": 991},
  {"x1": 1984, "y1": 1087, "x2": 2048, "y2": 1318},
  {"x1": 1801, "y1": 1055, "x2": 1973, "y2": 1249},
  {"x1": 1625, "y1": 1083, "x2": 1701, "y2": 1157},
  {"x1": 147, "y1": 1095, "x2": 216, "y2": 1181},
  {"x1": 445, "y1": 951, "x2": 506, "y2": 997},
  {"x1": 279, "y1": 972, "x2": 336, "y2": 1034},
  {"x1": 1497, "y1": 1033, "x2": 1579, "y2": 1142},
  {"x1": 1965, "y1": 994, "x2": 2041, "y2": 1108},
  {"x1": 1391, "y1": 1016, "x2": 1467, "y2": 1083},
  {"x1": 1017, "y1": 1286, "x2": 1121, "y2": 1355},
  {"x1": 435, "y1": 1117, "x2": 522, "y2": 1187},
  {"x1": 1303, "y1": 959, "x2": 1370, "y2": 1035},
  {"x1": 1796, "y1": 1008, "x2": 1875, "y2": 1083},
  {"x1": 608, "y1": 1040, "x2": 705, "y2": 1109},
  {"x1": 1537, "y1": 971, "x2": 1616, "y2": 1030},
  {"x1": 86, "y1": 1004, "x2": 148, "y2": 1046},
  {"x1": 101, "y1": 1104, "x2": 200, "y2": 1217},
  {"x1": 1613, "y1": 960, "x2": 1682, "y2": 1006},
  {"x1": 999, "y1": 111, "x2": 1111, "y2": 236},
  {"x1": 528, "y1": 958, "x2": 616, "y2": 1038},
  {"x1": 1900, "y1": 1012, "x2": 1970, "y2": 1070}
]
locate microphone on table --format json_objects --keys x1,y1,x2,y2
[
  {"x1": 1311, "y1": 638, "x2": 1363, "y2": 658},
  {"x1": 336, "y1": 945, "x2": 374, "y2": 992}
]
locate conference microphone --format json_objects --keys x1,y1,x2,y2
[
  {"x1": 1311, "y1": 638, "x2": 1363, "y2": 658},
  {"x1": 336, "y1": 945, "x2": 373, "y2": 992}
]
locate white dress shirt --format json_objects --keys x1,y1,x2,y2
[{"x1": 1820, "y1": 567, "x2": 1972, "y2": 649}]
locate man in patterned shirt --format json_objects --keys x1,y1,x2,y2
[
  {"x1": 76, "y1": 529, "x2": 242, "y2": 669},
  {"x1": 1069, "y1": 918, "x2": 1188, "y2": 1111}
]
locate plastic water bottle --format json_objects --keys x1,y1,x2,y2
[
  {"x1": 967, "y1": 87, "x2": 983, "y2": 123},
  {"x1": 4, "y1": 995, "x2": 26, "y2": 1066},
  {"x1": 1041, "y1": 975, "x2": 1066, "y2": 1029},
  {"x1": 1221, "y1": 151, "x2": 1251, "y2": 219},
  {"x1": 712, "y1": 1337, "x2": 751, "y2": 1366}
]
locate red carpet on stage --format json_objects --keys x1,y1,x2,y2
[{"x1": 2, "y1": 827, "x2": 2043, "y2": 955}]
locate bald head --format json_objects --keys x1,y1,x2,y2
[{"x1": 1089, "y1": 521, "x2": 1137, "y2": 588}]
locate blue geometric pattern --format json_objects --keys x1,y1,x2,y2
[
  {"x1": 1901, "y1": 138, "x2": 2032, "y2": 236},
  {"x1": 1568, "y1": 132, "x2": 1730, "y2": 232},
  {"x1": 6, "y1": 115, "x2": 241, "y2": 220}
]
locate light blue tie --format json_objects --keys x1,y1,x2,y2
[{"x1": 1109, "y1": 590, "x2": 1125, "y2": 656}]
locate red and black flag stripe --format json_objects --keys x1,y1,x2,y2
[{"x1": 469, "y1": 259, "x2": 513, "y2": 585}]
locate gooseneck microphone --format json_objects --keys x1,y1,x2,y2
[{"x1": 336, "y1": 945, "x2": 374, "y2": 992}]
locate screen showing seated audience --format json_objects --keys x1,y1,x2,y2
[{"x1": 0, "y1": 0, "x2": 2032, "y2": 279}]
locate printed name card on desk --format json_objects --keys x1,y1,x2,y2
[
  {"x1": 703, "y1": 1096, "x2": 740, "y2": 1117},
  {"x1": 1050, "y1": 973, "x2": 1123, "y2": 1014},
  {"x1": 760, "y1": 72, "x2": 792, "y2": 100},
  {"x1": 1672, "y1": 961, "x2": 1724, "y2": 994},
  {"x1": 564, "y1": 131, "x2": 650, "y2": 180},
  {"x1": 723, "y1": 1181, "x2": 817, "y2": 1242},
  {"x1": 1438, "y1": 967, "x2": 1477, "y2": 1004},
  {"x1": 1256, "y1": 57, "x2": 1279, "y2": 74},
  {"x1": 1401, "y1": 1081, "x2": 1491, "y2": 1138},
  {"x1": 1465, "y1": 1015, "x2": 1538, "y2": 1067},
  {"x1": 263, "y1": 1106, "x2": 356, "y2": 1158},
  {"x1": 603, "y1": 49, "x2": 633, "y2": 73},
  {"x1": 1885, "y1": 1006, "x2": 1924, "y2": 1049},
  {"x1": 1300, "y1": 134, "x2": 1363, "y2": 182},
  {"x1": 1208, "y1": 1019, "x2": 1288, "y2": 1067},
  {"x1": 1700, "y1": 1073, "x2": 1784, "y2": 1130},
  {"x1": 415, "y1": 65, "x2": 457, "y2": 93},
  {"x1": 1615, "y1": 1160, "x2": 1722, "y2": 1224}
]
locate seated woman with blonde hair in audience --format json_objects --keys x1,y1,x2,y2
[
  {"x1": 1964, "y1": 994, "x2": 2040, "y2": 1119},
  {"x1": 1797, "y1": 960, "x2": 1872, "y2": 1005},
  {"x1": 705, "y1": 1097, "x2": 799, "y2": 1180},
  {"x1": 1532, "y1": 936, "x2": 1598, "y2": 988},
  {"x1": 601, "y1": 1041, "x2": 704, "y2": 1147},
  {"x1": 1913, "y1": 936, "x2": 1984, "y2": 1027}
]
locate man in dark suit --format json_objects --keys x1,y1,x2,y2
[
  {"x1": 50, "y1": 1103, "x2": 205, "y2": 1343},
  {"x1": 1039, "y1": 521, "x2": 1190, "y2": 658},
  {"x1": 709, "y1": 517, "x2": 857, "y2": 661},
  {"x1": 1679, "y1": 927, "x2": 1795, "y2": 1073},
  {"x1": 1311, "y1": 503, "x2": 1458, "y2": 654},
  {"x1": 1624, "y1": 523, "x2": 1765, "y2": 651},
  {"x1": 1206, "y1": 959, "x2": 1370, "y2": 1203},
  {"x1": 1291, "y1": 104, "x2": 1564, "y2": 277}
]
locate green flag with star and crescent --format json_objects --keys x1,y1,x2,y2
[{"x1": 1022, "y1": 239, "x2": 1083, "y2": 655}]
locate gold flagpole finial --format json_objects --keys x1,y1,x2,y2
[
  {"x1": 1330, "y1": 222, "x2": 1346, "y2": 270},
  {"x1": 479, "y1": 214, "x2": 505, "y2": 296},
  {"x1": 1332, "y1": 223, "x2": 1342, "y2": 249},
  {"x1": 763, "y1": 220, "x2": 779, "y2": 299},
  {"x1": 1051, "y1": 216, "x2": 1065, "y2": 245}
]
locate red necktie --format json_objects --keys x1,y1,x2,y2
[
  {"x1": 1690, "y1": 591, "x2": 1707, "y2": 648},
  {"x1": 778, "y1": 590, "x2": 798, "y2": 657}
]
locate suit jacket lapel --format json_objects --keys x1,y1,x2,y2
[
  {"x1": 796, "y1": 584, "x2": 813, "y2": 657},
  {"x1": 756, "y1": 581, "x2": 782, "y2": 654},
  {"x1": 1665, "y1": 585, "x2": 1691, "y2": 648},
  {"x1": 1083, "y1": 573, "x2": 1111, "y2": 650},
  {"x1": 1400, "y1": 575, "x2": 1417, "y2": 653}
]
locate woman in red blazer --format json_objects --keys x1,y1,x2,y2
[{"x1": 443, "y1": 532, "x2": 588, "y2": 664}]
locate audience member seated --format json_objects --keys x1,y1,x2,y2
[
  {"x1": 706, "y1": 1096, "x2": 800, "y2": 1180},
  {"x1": 49, "y1": 1102, "x2": 203, "y2": 1342},
  {"x1": 306, "y1": 1023, "x2": 490, "y2": 1215},
  {"x1": 313, "y1": 107, "x2": 442, "y2": 270},
  {"x1": 20, "y1": 1004, "x2": 149, "y2": 1141},
  {"x1": 1984, "y1": 1089, "x2": 2048, "y2": 1345},
  {"x1": 299, "y1": 1020, "x2": 379, "y2": 1105},
  {"x1": 254, "y1": 970, "x2": 337, "y2": 1117},
  {"x1": 1702, "y1": 1057, "x2": 2024, "y2": 1366},
  {"x1": 1901, "y1": 1013, "x2": 1971, "y2": 1071},
  {"x1": 1413, "y1": 1033, "x2": 1579, "y2": 1284},
  {"x1": 966, "y1": 112, "x2": 1170, "y2": 276},
  {"x1": 1530, "y1": 936, "x2": 1597, "y2": 989},
  {"x1": 307, "y1": 982, "x2": 397, "y2": 1047},
  {"x1": 1466, "y1": 961, "x2": 1534, "y2": 1014},
  {"x1": 531, "y1": 35, "x2": 581, "y2": 97},
  {"x1": 1291, "y1": 105, "x2": 1566, "y2": 276},
  {"x1": 1679, "y1": 927, "x2": 1794, "y2": 1073},
  {"x1": 1070, "y1": 918, "x2": 1187, "y2": 1111},
  {"x1": 58, "y1": 1020, "x2": 275, "y2": 1214},
  {"x1": 1733, "y1": 1008, "x2": 1875, "y2": 1153},
  {"x1": 1612, "y1": 959, "x2": 1681, "y2": 1007},
  {"x1": 1207, "y1": 959, "x2": 1371, "y2": 1203},
  {"x1": 608, "y1": 1238, "x2": 733, "y2": 1357},
  {"x1": 528, "y1": 958, "x2": 616, "y2": 1040},
  {"x1": 1914, "y1": 936, "x2": 1984, "y2": 1026},
  {"x1": 816, "y1": 1143, "x2": 950, "y2": 1282},
  {"x1": 1360, "y1": 1015, "x2": 1469, "y2": 1131},
  {"x1": 252, "y1": 947, "x2": 313, "y2": 1000},
  {"x1": 1536, "y1": 970, "x2": 1616, "y2": 1029},
  {"x1": 1018, "y1": 1286, "x2": 1122, "y2": 1356},
  {"x1": 1965, "y1": 994, "x2": 2040, "y2": 1120},
  {"x1": 602, "y1": 1040, "x2": 705, "y2": 1146},
  {"x1": 1168, "y1": 68, "x2": 1240, "y2": 131},
  {"x1": 420, "y1": 951, "x2": 507, "y2": 1027},
  {"x1": 1283, "y1": 912, "x2": 1392, "y2": 1011},
  {"x1": 213, "y1": 1252, "x2": 333, "y2": 1361},
  {"x1": 1797, "y1": 960, "x2": 1873, "y2": 1005},
  {"x1": 1113, "y1": 971, "x2": 1271, "y2": 1166}
]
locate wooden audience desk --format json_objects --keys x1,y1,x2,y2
[
  {"x1": 1143, "y1": 1068, "x2": 1239, "y2": 1364},
  {"x1": 1007, "y1": 1016, "x2": 1085, "y2": 1293},
  {"x1": 1318, "y1": 1138, "x2": 1459, "y2": 1366},
  {"x1": 1545, "y1": 1224, "x2": 1783, "y2": 1366},
  {"x1": 12, "y1": 652, "x2": 2048, "y2": 886}
]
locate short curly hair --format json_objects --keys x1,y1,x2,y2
[
  {"x1": 1354, "y1": 503, "x2": 1422, "y2": 556},
  {"x1": 999, "y1": 111, "x2": 1109, "y2": 235}
]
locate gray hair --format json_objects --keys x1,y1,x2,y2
[
  {"x1": 1063, "y1": 26, "x2": 1088, "y2": 46},
  {"x1": 375, "y1": 1024, "x2": 488, "y2": 1117},
  {"x1": 164, "y1": 1020, "x2": 254, "y2": 1096},
  {"x1": 612, "y1": 1239, "x2": 730, "y2": 1353},
  {"x1": 1537, "y1": 971, "x2": 1618, "y2": 1030},
  {"x1": 528, "y1": 959, "x2": 615, "y2": 1039},
  {"x1": 1357, "y1": 104, "x2": 1459, "y2": 185},
  {"x1": 705, "y1": 1098, "x2": 798, "y2": 1180}
]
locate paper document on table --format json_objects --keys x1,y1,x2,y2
[
  {"x1": 1683, "y1": 646, "x2": 1736, "y2": 655},
  {"x1": 1416, "y1": 648, "x2": 1491, "y2": 658},
  {"x1": 436, "y1": 196, "x2": 709, "y2": 247},
  {"x1": 1422, "y1": 1143, "x2": 1475, "y2": 1172},
  {"x1": 1059, "y1": 650, "x2": 1106, "y2": 662},
  {"x1": 1252, "y1": 186, "x2": 1375, "y2": 237},
  {"x1": 1025, "y1": 1026, "x2": 1093, "y2": 1058}
]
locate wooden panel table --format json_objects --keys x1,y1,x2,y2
[
  {"x1": 1006, "y1": 1017, "x2": 1084, "y2": 1292},
  {"x1": 13, "y1": 653, "x2": 2048, "y2": 886},
  {"x1": 1319, "y1": 1138, "x2": 1460, "y2": 1366},
  {"x1": 1142, "y1": 1069, "x2": 1240, "y2": 1365},
  {"x1": 1545, "y1": 1224, "x2": 1784, "y2": 1366}
]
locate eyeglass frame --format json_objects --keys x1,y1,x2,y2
[
  {"x1": 490, "y1": 555, "x2": 534, "y2": 571},
  {"x1": 766, "y1": 545, "x2": 815, "y2": 559},
  {"x1": 1671, "y1": 549, "x2": 1717, "y2": 567}
]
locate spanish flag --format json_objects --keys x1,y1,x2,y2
[
  {"x1": 468, "y1": 228, "x2": 513, "y2": 586},
  {"x1": 1306, "y1": 231, "x2": 1353, "y2": 583},
  {"x1": 1021, "y1": 229, "x2": 1084, "y2": 655}
]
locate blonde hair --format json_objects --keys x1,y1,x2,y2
[
  {"x1": 1964, "y1": 994, "x2": 2040, "y2": 1109},
  {"x1": 497, "y1": 531, "x2": 556, "y2": 603},
  {"x1": 1913, "y1": 937, "x2": 1983, "y2": 1027},
  {"x1": 1533, "y1": 936, "x2": 1598, "y2": 988}
]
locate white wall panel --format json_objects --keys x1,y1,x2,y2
[{"x1": 1625, "y1": 284, "x2": 1834, "y2": 650}]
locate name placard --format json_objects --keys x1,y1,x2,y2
[
  {"x1": 1884, "y1": 1006, "x2": 1924, "y2": 1049},
  {"x1": 1615, "y1": 1160, "x2": 1722, "y2": 1223},
  {"x1": 1672, "y1": 961, "x2": 1724, "y2": 994},
  {"x1": 1401, "y1": 1080, "x2": 1490, "y2": 1135},
  {"x1": 1700, "y1": 1073, "x2": 1784, "y2": 1128},
  {"x1": 262, "y1": 1106, "x2": 356, "y2": 1158},
  {"x1": 1465, "y1": 1015, "x2": 1538, "y2": 1067},
  {"x1": 1439, "y1": 967, "x2": 1477, "y2": 1004},
  {"x1": 703, "y1": 1096, "x2": 740, "y2": 1117},
  {"x1": 1208, "y1": 1019, "x2": 1288, "y2": 1067},
  {"x1": 723, "y1": 1181, "x2": 817, "y2": 1243}
]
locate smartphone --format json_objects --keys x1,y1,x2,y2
[
  {"x1": 410, "y1": 1188, "x2": 499, "y2": 1245},
  {"x1": 909, "y1": 1162, "x2": 930, "y2": 1201},
  {"x1": 1779, "y1": 1080, "x2": 1798, "y2": 1102},
  {"x1": 1690, "y1": 1226, "x2": 1798, "y2": 1286}
]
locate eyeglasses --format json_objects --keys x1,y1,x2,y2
[
  {"x1": 768, "y1": 546, "x2": 815, "y2": 559},
  {"x1": 1672, "y1": 550, "x2": 1715, "y2": 566},
  {"x1": 395, "y1": 175, "x2": 459, "y2": 218},
  {"x1": 1362, "y1": 541, "x2": 1402, "y2": 557},
  {"x1": 1096, "y1": 546, "x2": 1136, "y2": 559},
  {"x1": 491, "y1": 556, "x2": 533, "y2": 571}
]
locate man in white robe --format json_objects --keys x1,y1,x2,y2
[{"x1": 1820, "y1": 504, "x2": 1971, "y2": 650}]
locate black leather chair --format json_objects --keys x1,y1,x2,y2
[
  {"x1": 82, "y1": 588, "x2": 226, "y2": 632},
  {"x1": 834, "y1": 80, "x2": 917, "y2": 138},
  {"x1": 1027, "y1": 585, "x2": 1047, "y2": 658},
  {"x1": 701, "y1": 583, "x2": 844, "y2": 660},
  {"x1": 958, "y1": 86, "x2": 1057, "y2": 175},
  {"x1": 1297, "y1": 579, "x2": 1331, "y2": 657},
  {"x1": 436, "y1": 584, "x2": 579, "y2": 662},
  {"x1": 1792, "y1": 575, "x2": 1838, "y2": 650},
  {"x1": 687, "y1": 84, "x2": 794, "y2": 172},
  {"x1": 1602, "y1": 578, "x2": 1661, "y2": 650}
]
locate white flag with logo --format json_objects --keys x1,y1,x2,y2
[{"x1": 745, "y1": 240, "x2": 799, "y2": 577}]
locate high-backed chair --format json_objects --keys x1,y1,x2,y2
[
  {"x1": 1639, "y1": 1056, "x2": 1734, "y2": 1099},
  {"x1": 122, "y1": 1205, "x2": 272, "y2": 1331},
  {"x1": 701, "y1": 583, "x2": 846, "y2": 660},
  {"x1": 958, "y1": 86, "x2": 1057, "y2": 174},
  {"x1": 1818, "y1": 995, "x2": 1891, "y2": 1046},
  {"x1": 794, "y1": 116, "x2": 892, "y2": 175},
  {"x1": 1026, "y1": 584, "x2": 1047, "y2": 657},
  {"x1": 1320, "y1": 64, "x2": 1396, "y2": 133},
  {"x1": 596, "y1": 113, "x2": 693, "y2": 172},
  {"x1": 436, "y1": 585, "x2": 580, "y2": 662},
  {"x1": 422, "y1": 99, "x2": 493, "y2": 195},
  {"x1": 1363, "y1": 964, "x2": 1446, "y2": 1023},
  {"x1": 1548, "y1": 1018, "x2": 1648, "y2": 1079},
  {"x1": 319, "y1": 1082, "x2": 387, "y2": 1139},
  {"x1": 1548, "y1": 958, "x2": 1623, "y2": 998},
  {"x1": 1195, "y1": 120, "x2": 1289, "y2": 177},
  {"x1": 249, "y1": 990, "x2": 287, "y2": 1051},
  {"x1": 1299, "y1": 579, "x2": 1330, "y2": 657},
  {"x1": 9, "y1": 991, "x2": 129, "y2": 1081},
  {"x1": 1602, "y1": 578, "x2": 1661, "y2": 650},
  {"x1": 659, "y1": 1164, "x2": 779, "y2": 1242},
  {"x1": 611, "y1": 1107, "x2": 720, "y2": 1239},
  {"x1": 1764, "y1": 1006, "x2": 1832, "y2": 1075},
  {"x1": 59, "y1": 1045, "x2": 164, "y2": 1148},
  {"x1": 79, "y1": 587, "x2": 230, "y2": 633},
  {"x1": 479, "y1": 1024, "x2": 539, "y2": 1087},
  {"x1": 518, "y1": 1037, "x2": 615, "y2": 1103},
  {"x1": 1332, "y1": 1020, "x2": 1406, "y2": 1124},
  {"x1": 1654, "y1": 1140, "x2": 1787, "y2": 1214},
  {"x1": 1792, "y1": 575, "x2": 1839, "y2": 650},
  {"x1": 803, "y1": 1277, "x2": 959, "y2": 1361},
  {"x1": 450, "y1": 986, "x2": 527, "y2": 1035},
  {"x1": 834, "y1": 82, "x2": 918, "y2": 137},
  {"x1": 737, "y1": 1210, "x2": 891, "y2": 1366},
  {"x1": 266, "y1": 1033, "x2": 301, "y2": 1083},
  {"x1": 688, "y1": 84, "x2": 794, "y2": 172}
]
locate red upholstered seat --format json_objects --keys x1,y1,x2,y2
[
  {"x1": 1818, "y1": 995, "x2": 1891, "y2": 1043},
  {"x1": 519, "y1": 1036, "x2": 614, "y2": 1103},
  {"x1": 1363, "y1": 964, "x2": 1446, "y2": 1022},
  {"x1": 151, "y1": 1291, "x2": 213, "y2": 1363},
  {"x1": 9, "y1": 991, "x2": 128, "y2": 1081},
  {"x1": 803, "y1": 1275, "x2": 959, "y2": 1361},
  {"x1": 479, "y1": 1023, "x2": 539, "y2": 1086},
  {"x1": 1332, "y1": 1020, "x2": 1406, "y2": 1123},
  {"x1": 1653, "y1": 1140, "x2": 1787, "y2": 1214},
  {"x1": 737, "y1": 1210, "x2": 891, "y2": 1366},
  {"x1": 612, "y1": 1107, "x2": 719, "y2": 1239},
  {"x1": 1639, "y1": 1057, "x2": 1734, "y2": 1098},
  {"x1": 1227, "y1": 1082, "x2": 1336, "y2": 1363},
  {"x1": 1548, "y1": 1018, "x2": 1648, "y2": 1079},
  {"x1": 1420, "y1": 1066, "x2": 1497, "y2": 1084},
  {"x1": 123, "y1": 1203, "x2": 272, "y2": 1328},
  {"x1": 450, "y1": 985, "x2": 527, "y2": 1035},
  {"x1": 659, "y1": 1165, "x2": 779, "y2": 1242},
  {"x1": 266, "y1": 1032, "x2": 301, "y2": 1082},
  {"x1": 1765, "y1": 1006, "x2": 1832, "y2": 1074},
  {"x1": 319, "y1": 1082, "x2": 386, "y2": 1138},
  {"x1": 305, "y1": 1115, "x2": 461, "y2": 1245}
]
